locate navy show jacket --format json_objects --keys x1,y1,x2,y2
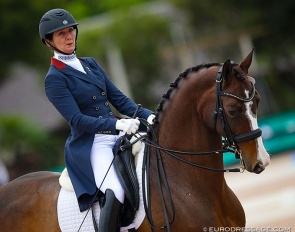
[{"x1": 45, "y1": 57, "x2": 153, "y2": 211}]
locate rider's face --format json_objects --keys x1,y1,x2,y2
[{"x1": 48, "y1": 27, "x2": 76, "y2": 54}]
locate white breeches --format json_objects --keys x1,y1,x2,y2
[{"x1": 90, "y1": 134, "x2": 125, "y2": 204}]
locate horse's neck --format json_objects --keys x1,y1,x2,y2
[
  {"x1": 158, "y1": 112, "x2": 224, "y2": 189},
  {"x1": 156, "y1": 75, "x2": 225, "y2": 190},
  {"x1": 158, "y1": 115, "x2": 221, "y2": 153}
]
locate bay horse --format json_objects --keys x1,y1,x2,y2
[{"x1": 0, "y1": 50, "x2": 270, "y2": 231}]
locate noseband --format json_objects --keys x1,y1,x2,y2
[{"x1": 214, "y1": 64, "x2": 262, "y2": 156}]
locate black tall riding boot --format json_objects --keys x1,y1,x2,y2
[{"x1": 99, "y1": 189, "x2": 122, "y2": 232}]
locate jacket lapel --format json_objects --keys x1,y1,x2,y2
[{"x1": 51, "y1": 58, "x2": 106, "y2": 91}]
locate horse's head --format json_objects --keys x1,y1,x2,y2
[{"x1": 213, "y1": 50, "x2": 270, "y2": 174}]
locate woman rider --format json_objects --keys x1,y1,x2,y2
[{"x1": 39, "y1": 8, "x2": 155, "y2": 232}]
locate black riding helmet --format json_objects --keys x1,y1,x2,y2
[{"x1": 39, "y1": 9, "x2": 78, "y2": 55}]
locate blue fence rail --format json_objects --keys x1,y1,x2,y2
[{"x1": 224, "y1": 110, "x2": 295, "y2": 166}]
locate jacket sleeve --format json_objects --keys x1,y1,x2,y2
[{"x1": 44, "y1": 70, "x2": 118, "y2": 134}]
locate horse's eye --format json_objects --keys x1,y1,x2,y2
[
  {"x1": 227, "y1": 107, "x2": 241, "y2": 117},
  {"x1": 228, "y1": 110, "x2": 237, "y2": 117}
]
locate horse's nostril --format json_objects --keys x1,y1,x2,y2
[{"x1": 253, "y1": 163, "x2": 264, "y2": 174}]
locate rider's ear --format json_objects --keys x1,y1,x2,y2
[
  {"x1": 222, "y1": 59, "x2": 232, "y2": 84},
  {"x1": 240, "y1": 48, "x2": 254, "y2": 75}
]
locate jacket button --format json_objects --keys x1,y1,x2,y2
[
  {"x1": 101, "y1": 92, "x2": 105, "y2": 96},
  {"x1": 105, "y1": 102, "x2": 109, "y2": 106},
  {"x1": 109, "y1": 112, "x2": 113, "y2": 116},
  {"x1": 95, "y1": 107, "x2": 100, "y2": 111},
  {"x1": 98, "y1": 116, "x2": 103, "y2": 119},
  {"x1": 92, "y1": 96, "x2": 97, "y2": 100}
]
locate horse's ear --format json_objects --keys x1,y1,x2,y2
[
  {"x1": 222, "y1": 59, "x2": 232, "y2": 83},
  {"x1": 240, "y1": 48, "x2": 254, "y2": 74}
]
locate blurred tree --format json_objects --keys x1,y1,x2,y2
[
  {"x1": 0, "y1": 0, "x2": 54, "y2": 80},
  {"x1": 107, "y1": 14, "x2": 170, "y2": 108},
  {"x1": 172, "y1": 0, "x2": 295, "y2": 56},
  {"x1": 171, "y1": 0, "x2": 295, "y2": 113}
]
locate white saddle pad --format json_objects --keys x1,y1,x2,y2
[{"x1": 57, "y1": 135, "x2": 146, "y2": 232}]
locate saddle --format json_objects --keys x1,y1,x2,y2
[
  {"x1": 57, "y1": 135, "x2": 146, "y2": 231},
  {"x1": 113, "y1": 135, "x2": 140, "y2": 226}
]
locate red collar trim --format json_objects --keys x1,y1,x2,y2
[{"x1": 51, "y1": 57, "x2": 66, "y2": 70}]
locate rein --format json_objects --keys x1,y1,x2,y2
[{"x1": 130, "y1": 130, "x2": 242, "y2": 172}]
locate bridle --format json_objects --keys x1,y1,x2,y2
[
  {"x1": 213, "y1": 64, "x2": 262, "y2": 159},
  {"x1": 124, "y1": 63, "x2": 263, "y2": 231}
]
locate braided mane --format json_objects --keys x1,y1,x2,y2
[{"x1": 154, "y1": 63, "x2": 221, "y2": 124}]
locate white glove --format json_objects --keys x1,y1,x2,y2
[
  {"x1": 116, "y1": 118, "x2": 140, "y2": 135},
  {"x1": 147, "y1": 114, "x2": 156, "y2": 125}
]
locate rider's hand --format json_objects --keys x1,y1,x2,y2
[
  {"x1": 147, "y1": 114, "x2": 156, "y2": 125},
  {"x1": 116, "y1": 118, "x2": 140, "y2": 134}
]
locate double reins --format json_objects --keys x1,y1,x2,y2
[{"x1": 130, "y1": 129, "x2": 242, "y2": 172}]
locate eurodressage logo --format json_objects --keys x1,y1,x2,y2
[
  {"x1": 202, "y1": 227, "x2": 292, "y2": 232},
  {"x1": 63, "y1": 20, "x2": 68, "y2": 25}
]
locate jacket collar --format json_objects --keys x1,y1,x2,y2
[
  {"x1": 50, "y1": 57, "x2": 105, "y2": 91},
  {"x1": 51, "y1": 57, "x2": 66, "y2": 70}
]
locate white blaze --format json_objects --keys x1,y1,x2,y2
[{"x1": 244, "y1": 90, "x2": 270, "y2": 168}]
